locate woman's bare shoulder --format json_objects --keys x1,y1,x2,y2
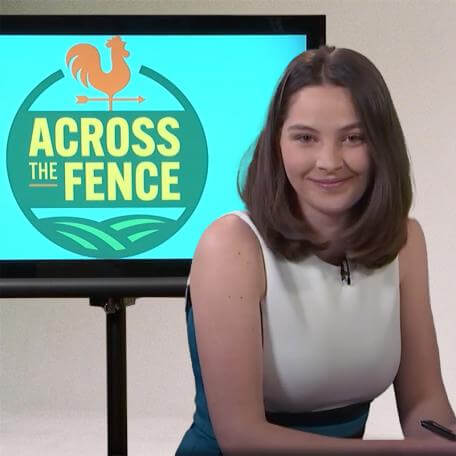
[
  {"x1": 398, "y1": 217, "x2": 425, "y2": 286},
  {"x1": 207, "y1": 213, "x2": 256, "y2": 236},
  {"x1": 197, "y1": 213, "x2": 262, "y2": 256},
  {"x1": 190, "y1": 213, "x2": 266, "y2": 299}
]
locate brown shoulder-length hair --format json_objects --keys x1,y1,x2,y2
[{"x1": 237, "y1": 45, "x2": 413, "y2": 269}]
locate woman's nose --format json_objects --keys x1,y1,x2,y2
[{"x1": 316, "y1": 144, "x2": 344, "y2": 171}]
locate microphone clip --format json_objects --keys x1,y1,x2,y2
[{"x1": 340, "y1": 256, "x2": 351, "y2": 285}]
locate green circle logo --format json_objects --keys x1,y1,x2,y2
[{"x1": 7, "y1": 37, "x2": 207, "y2": 258}]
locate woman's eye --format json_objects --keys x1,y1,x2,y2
[
  {"x1": 345, "y1": 134, "x2": 365, "y2": 144},
  {"x1": 295, "y1": 134, "x2": 314, "y2": 143}
]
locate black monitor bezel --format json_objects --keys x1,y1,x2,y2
[
  {"x1": 0, "y1": 14, "x2": 325, "y2": 39},
  {"x1": 0, "y1": 15, "x2": 325, "y2": 296}
]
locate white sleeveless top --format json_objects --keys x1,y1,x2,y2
[{"x1": 228, "y1": 210, "x2": 401, "y2": 413}]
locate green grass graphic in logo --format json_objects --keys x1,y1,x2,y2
[
  {"x1": 7, "y1": 66, "x2": 208, "y2": 258},
  {"x1": 42, "y1": 214, "x2": 168, "y2": 256}
]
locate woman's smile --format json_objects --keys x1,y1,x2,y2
[{"x1": 309, "y1": 176, "x2": 353, "y2": 190}]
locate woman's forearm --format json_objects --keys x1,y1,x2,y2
[
  {"x1": 399, "y1": 393, "x2": 456, "y2": 439},
  {"x1": 221, "y1": 420, "x2": 456, "y2": 455}
]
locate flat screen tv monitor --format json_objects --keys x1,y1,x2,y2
[{"x1": 0, "y1": 15, "x2": 325, "y2": 297}]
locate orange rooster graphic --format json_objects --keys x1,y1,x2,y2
[{"x1": 66, "y1": 36, "x2": 144, "y2": 111}]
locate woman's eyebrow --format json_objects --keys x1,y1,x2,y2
[{"x1": 287, "y1": 122, "x2": 362, "y2": 132}]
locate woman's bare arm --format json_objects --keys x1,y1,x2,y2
[
  {"x1": 189, "y1": 215, "x2": 456, "y2": 455},
  {"x1": 393, "y1": 218, "x2": 456, "y2": 439},
  {"x1": 189, "y1": 214, "x2": 267, "y2": 445},
  {"x1": 225, "y1": 421, "x2": 456, "y2": 455}
]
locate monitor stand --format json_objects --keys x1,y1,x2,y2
[
  {"x1": 90, "y1": 297, "x2": 135, "y2": 456},
  {"x1": 1, "y1": 275, "x2": 187, "y2": 455}
]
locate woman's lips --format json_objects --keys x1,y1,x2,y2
[{"x1": 310, "y1": 177, "x2": 352, "y2": 189}]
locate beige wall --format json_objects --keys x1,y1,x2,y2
[{"x1": 1, "y1": 0, "x2": 455, "y2": 450}]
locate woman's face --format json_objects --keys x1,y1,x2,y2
[{"x1": 279, "y1": 84, "x2": 371, "y2": 229}]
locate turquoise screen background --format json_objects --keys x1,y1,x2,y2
[{"x1": 0, "y1": 34, "x2": 307, "y2": 259}]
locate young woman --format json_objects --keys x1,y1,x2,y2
[{"x1": 176, "y1": 45, "x2": 456, "y2": 455}]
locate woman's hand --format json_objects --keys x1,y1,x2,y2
[
  {"x1": 419, "y1": 421, "x2": 456, "y2": 441},
  {"x1": 406, "y1": 422, "x2": 456, "y2": 455},
  {"x1": 448, "y1": 422, "x2": 456, "y2": 437},
  {"x1": 404, "y1": 436, "x2": 456, "y2": 455}
]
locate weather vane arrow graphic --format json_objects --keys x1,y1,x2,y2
[{"x1": 76, "y1": 95, "x2": 145, "y2": 105}]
